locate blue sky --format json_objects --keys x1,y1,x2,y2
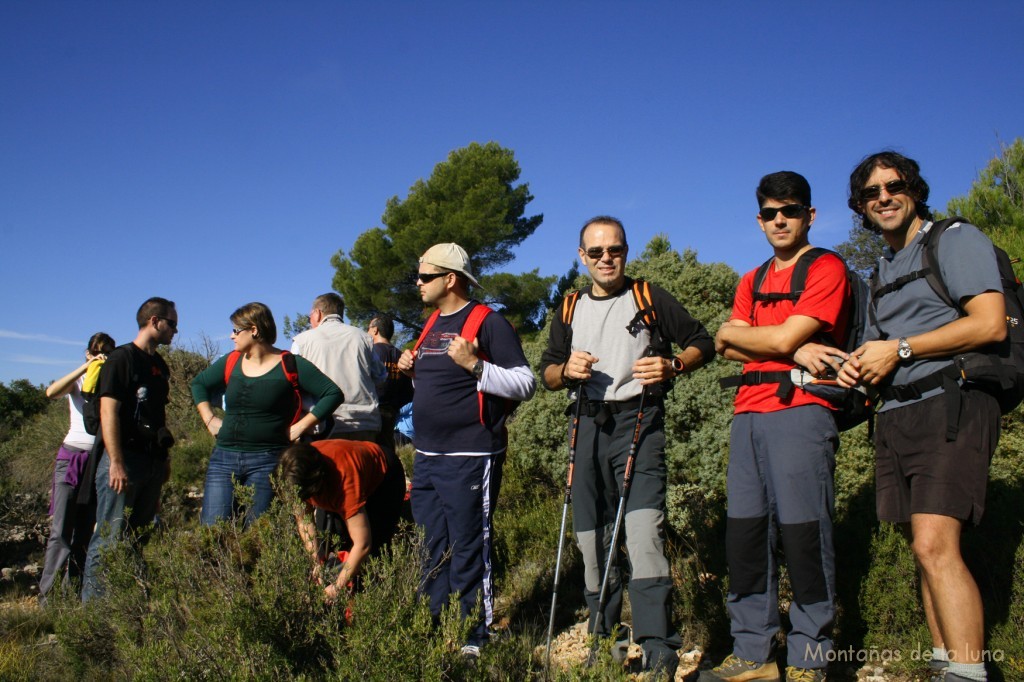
[{"x1": 2, "y1": 1, "x2": 1022, "y2": 387}]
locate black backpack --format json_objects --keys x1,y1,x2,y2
[
  {"x1": 81, "y1": 346, "x2": 139, "y2": 436},
  {"x1": 873, "y1": 217, "x2": 1024, "y2": 436},
  {"x1": 720, "y1": 248, "x2": 874, "y2": 432}
]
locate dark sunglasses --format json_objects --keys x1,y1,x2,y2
[
  {"x1": 157, "y1": 317, "x2": 178, "y2": 331},
  {"x1": 230, "y1": 327, "x2": 251, "y2": 336},
  {"x1": 859, "y1": 179, "x2": 908, "y2": 202},
  {"x1": 759, "y1": 204, "x2": 809, "y2": 221},
  {"x1": 416, "y1": 271, "x2": 450, "y2": 283},
  {"x1": 583, "y1": 245, "x2": 626, "y2": 260}
]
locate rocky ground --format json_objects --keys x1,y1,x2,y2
[
  {"x1": 0, "y1": 493, "x2": 47, "y2": 600},
  {"x1": 534, "y1": 622, "x2": 937, "y2": 681}
]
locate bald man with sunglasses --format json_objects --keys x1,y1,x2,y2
[{"x1": 541, "y1": 216, "x2": 714, "y2": 679}]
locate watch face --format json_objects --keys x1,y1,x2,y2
[{"x1": 898, "y1": 340, "x2": 912, "y2": 359}]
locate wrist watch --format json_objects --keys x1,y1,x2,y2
[
  {"x1": 897, "y1": 337, "x2": 914, "y2": 361},
  {"x1": 472, "y1": 359, "x2": 485, "y2": 380},
  {"x1": 670, "y1": 357, "x2": 685, "y2": 376}
]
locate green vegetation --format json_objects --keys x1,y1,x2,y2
[
  {"x1": 330, "y1": 141, "x2": 554, "y2": 335},
  {"x1": 2, "y1": 140, "x2": 1023, "y2": 679}
]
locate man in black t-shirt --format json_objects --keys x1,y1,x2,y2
[
  {"x1": 367, "y1": 314, "x2": 413, "y2": 455},
  {"x1": 82, "y1": 297, "x2": 177, "y2": 602}
]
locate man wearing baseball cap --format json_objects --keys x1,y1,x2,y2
[{"x1": 398, "y1": 243, "x2": 536, "y2": 661}]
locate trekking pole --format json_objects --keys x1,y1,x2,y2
[
  {"x1": 544, "y1": 385, "x2": 586, "y2": 680},
  {"x1": 588, "y1": 383, "x2": 648, "y2": 663}
]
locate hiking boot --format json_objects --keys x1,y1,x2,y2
[
  {"x1": 460, "y1": 644, "x2": 481, "y2": 665},
  {"x1": 700, "y1": 653, "x2": 780, "y2": 681},
  {"x1": 785, "y1": 666, "x2": 825, "y2": 682}
]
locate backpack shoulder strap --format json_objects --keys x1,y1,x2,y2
[
  {"x1": 413, "y1": 309, "x2": 443, "y2": 354},
  {"x1": 223, "y1": 350, "x2": 242, "y2": 385},
  {"x1": 790, "y1": 247, "x2": 832, "y2": 294},
  {"x1": 279, "y1": 351, "x2": 299, "y2": 388},
  {"x1": 749, "y1": 250, "x2": 829, "y2": 316},
  {"x1": 920, "y1": 217, "x2": 962, "y2": 311},
  {"x1": 629, "y1": 279, "x2": 657, "y2": 328},
  {"x1": 278, "y1": 350, "x2": 303, "y2": 425},
  {"x1": 461, "y1": 303, "x2": 493, "y2": 344},
  {"x1": 560, "y1": 290, "x2": 581, "y2": 326}
]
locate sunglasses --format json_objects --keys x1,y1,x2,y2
[
  {"x1": 583, "y1": 245, "x2": 626, "y2": 260},
  {"x1": 759, "y1": 204, "x2": 809, "y2": 221},
  {"x1": 416, "y1": 271, "x2": 450, "y2": 283},
  {"x1": 230, "y1": 327, "x2": 252, "y2": 336},
  {"x1": 157, "y1": 317, "x2": 178, "y2": 331},
  {"x1": 859, "y1": 179, "x2": 908, "y2": 202}
]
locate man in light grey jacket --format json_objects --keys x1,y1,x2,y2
[{"x1": 291, "y1": 292, "x2": 385, "y2": 441}]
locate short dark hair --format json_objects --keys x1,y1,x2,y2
[
  {"x1": 230, "y1": 302, "x2": 277, "y2": 344},
  {"x1": 277, "y1": 443, "x2": 330, "y2": 500},
  {"x1": 579, "y1": 215, "x2": 628, "y2": 249},
  {"x1": 756, "y1": 171, "x2": 811, "y2": 208},
  {"x1": 87, "y1": 332, "x2": 115, "y2": 355},
  {"x1": 370, "y1": 315, "x2": 394, "y2": 341},
  {"x1": 313, "y1": 292, "x2": 344, "y2": 317},
  {"x1": 848, "y1": 151, "x2": 932, "y2": 233},
  {"x1": 136, "y1": 297, "x2": 176, "y2": 329}
]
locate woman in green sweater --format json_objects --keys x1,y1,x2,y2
[{"x1": 191, "y1": 302, "x2": 343, "y2": 525}]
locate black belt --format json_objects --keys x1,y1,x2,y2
[
  {"x1": 568, "y1": 395, "x2": 650, "y2": 426},
  {"x1": 879, "y1": 368, "x2": 962, "y2": 441}
]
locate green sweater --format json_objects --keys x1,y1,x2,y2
[{"x1": 190, "y1": 353, "x2": 343, "y2": 452}]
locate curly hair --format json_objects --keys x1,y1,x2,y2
[{"x1": 847, "y1": 151, "x2": 932, "y2": 233}]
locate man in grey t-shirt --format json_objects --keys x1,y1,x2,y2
[
  {"x1": 838, "y1": 152, "x2": 1005, "y2": 682},
  {"x1": 540, "y1": 216, "x2": 714, "y2": 679}
]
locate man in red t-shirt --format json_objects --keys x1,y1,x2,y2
[
  {"x1": 277, "y1": 439, "x2": 405, "y2": 602},
  {"x1": 706, "y1": 172, "x2": 851, "y2": 682}
]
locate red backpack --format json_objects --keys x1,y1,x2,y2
[
  {"x1": 413, "y1": 303, "x2": 518, "y2": 423},
  {"x1": 223, "y1": 350, "x2": 303, "y2": 425}
]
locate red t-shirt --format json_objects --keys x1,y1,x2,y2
[
  {"x1": 308, "y1": 440, "x2": 388, "y2": 520},
  {"x1": 730, "y1": 254, "x2": 850, "y2": 414}
]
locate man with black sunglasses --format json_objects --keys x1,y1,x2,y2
[
  {"x1": 82, "y1": 297, "x2": 177, "y2": 602},
  {"x1": 709, "y1": 172, "x2": 852, "y2": 682},
  {"x1": 541, "y1": 216, "x2": 714, "y2": 679},
  {"x1": 838, "y1": 152, "x2": 1005, "y2": 682},
  {"x1": 397, "y1": 242, "x2": 535, "y2": 662}
]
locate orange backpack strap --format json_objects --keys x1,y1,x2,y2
[
  {"x1": 560, "y1": 290, "x2": 581, "y2": 325},
  {"x1": 629, "y1": 279, "x2": 657, "y2": 328}
]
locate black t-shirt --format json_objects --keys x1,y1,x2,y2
[
  {"x1": 98, "y1": 342, "x2": 171, "y2": 452},
  {"x1": 373, "y1": 342, "x2": 414, "y2": 410}
]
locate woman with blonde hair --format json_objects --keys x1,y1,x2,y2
[{"x1": 191, "y1": 302, "x2": 342, "y2": 525}]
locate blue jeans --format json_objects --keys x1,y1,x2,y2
[
  {"x1": 82, "y1": 450, "x2": 164, "y2": 602},
  {"x1": 200, "y1": 446, "x2": 281, "y2": 526}
]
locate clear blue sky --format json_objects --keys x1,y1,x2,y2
[{"x1": 2, "y1": 1, "x2": 1022, "y2": 386}]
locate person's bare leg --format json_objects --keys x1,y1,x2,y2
[{"x1": 909, "y1": 513, "x2": 983, "y2": 664}]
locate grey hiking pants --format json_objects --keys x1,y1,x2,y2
[
  {"x1": 726, "y1": 405, "x2": 838, "y2": 669},
  {"x1": 571, "y1": 400, "x2": 681, "y2": 661}
]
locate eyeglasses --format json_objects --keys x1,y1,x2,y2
[
  {"x1": 416, "y1": 271, "x2": 450, "y2": 283},
  {"x1": 583, "y1": 245, "x2": 626, "y2": 260},
  {"x1": 230, "y1": 327, "x2": 252, "y2": 336},
  {"x1": 759, "y1": 204, "x2": 809, "y2": 221},
  {"x1": 859, "y1": 179, "x2": 908, "y2": 202},
  {"x1": 157, "y1": 317, "x2": 178, "y2": 331}
]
